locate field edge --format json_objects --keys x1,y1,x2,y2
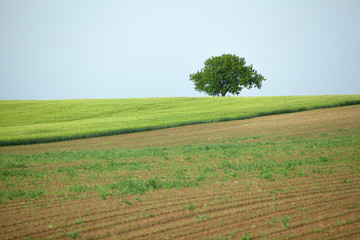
[{"x1": 1, "y1": 99, "x2": 360, "y2": 147}]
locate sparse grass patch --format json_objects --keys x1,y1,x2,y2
[
  {"x1": 69, "y1": 185, "x2": 91, "y2": 193},
  {"x1": 241, "y1": 233, "x2": 253, "y2": 240},
  {"x1": 185, "y1": 203, "x2": 195, "y2": 210},
  {"x1": 345, "y1": 217, "x2": 357, "y2": 224},
  {"x1": 281, "y1": 215, "x2": 291, "y2": 229},
  {"x1": 0, "y1": 189, "x2": 44, "y2": 202},
  {"x1": 314, "y1": 227, "x2": 327, "y2": 233},
  {"x1": 195, "y1": 214, "x2": 210, "y2": 222},
  {"x1": 64, "y1": 231, "x2": 80, "y2": 239}
]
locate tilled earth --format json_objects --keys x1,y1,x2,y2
[
  {"x1": 1, "y1": 105, "x2": 359, "y2": 239},
  {"x1": 1, "y1": 171, "x2": 359, "y2": 239}
]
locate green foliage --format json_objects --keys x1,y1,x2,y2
[
  {"x1": 189, "y1": 54, "x2": 266, "y2": 96},
  {"x1": 314, "y1": 227, "x2": 327, "y2": 233},
  {"x1": 195, "y1": 214, "x2": 209, "y2": 222},
  {"x1": 122, "y1": 199, "x2": 132, "y2": 206},
  {"x1": 0, "y1": 189, "x2": 44, "y2": 202},
  {"x1": 64, "y1": 231, "x2": 79, "y2": 239},
  {"x1": 281, "y1": 215, "x2": 290, "y2": 229},
  {"x1": 107, "y1": 177, "x2": 198, "y2": 196},
  {"x1": 1, "y1": 95, "x2": 360, "y2": 145},
  {"x1": 185, "y1": 203, "x2": 195, "y2": 210},
  {"x1": 241, "y1": 233, "x2": 253, "y2": 240},
  {"x1": 69, "y1": 185, "x2": 91, "y2": 193},
  {"x1": 97, "y1": 187, "x2": 110, "y2": 200}
]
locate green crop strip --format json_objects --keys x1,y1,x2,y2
[
  {"x1": 1, "y1": 126, "x2": 359, "y2": 202},
  {"x1": 1, "y1": 95, "x2": 360, "y2": 145}
]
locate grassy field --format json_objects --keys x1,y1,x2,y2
[
  {"x1": 0, "y1": 105, "x2": 359, "y2": 239},
  {"x1": 1, "y1": 95, "x2": 360, "y2": 146}
]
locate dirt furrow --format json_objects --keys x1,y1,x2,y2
[
  {"x1": 146, "y1": 192, "x2": 358, "y2": 240},
  {"x1": 273, "y1": 210, "x2": 360, "y2": 240},
  {"x1": 1, "y1": 177, "x2": 357, "y2": 239},
  {"x1": 80, "y1": 187, "x2": 357, "y2": 239}
]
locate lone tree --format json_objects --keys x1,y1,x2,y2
[{"x1": 189, "y1": 54, "x2": 266, "y2": 96}]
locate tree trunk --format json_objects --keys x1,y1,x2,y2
[{"x1": 221, "y1": 92, "x2": 226, "y2": 97}]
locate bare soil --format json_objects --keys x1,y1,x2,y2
[{"x1": 1, "y1": 170, "x2": 359, "y2": 239}]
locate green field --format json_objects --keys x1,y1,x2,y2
[{"x1": 1, "y1": 95, "x2": 360, "y2": 145}]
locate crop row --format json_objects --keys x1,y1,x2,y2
[{"x1": 1, "y1": 169, "x2": 358, "y2": 239}]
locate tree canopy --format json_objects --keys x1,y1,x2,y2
[{"x1": 189, "y1": 54, "x2": 266, "y2": 96}]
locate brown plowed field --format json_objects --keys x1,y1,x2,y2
[
  {"x1": 1, "y1": 105, "x2": 360, "y2": 239},
  {"x1": 1, "y1": 171, "x2": 359, "y2": 239}
]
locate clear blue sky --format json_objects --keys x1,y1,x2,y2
[{"x1": 1, "y1": 0, "x2": 359, "y2": 100}]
